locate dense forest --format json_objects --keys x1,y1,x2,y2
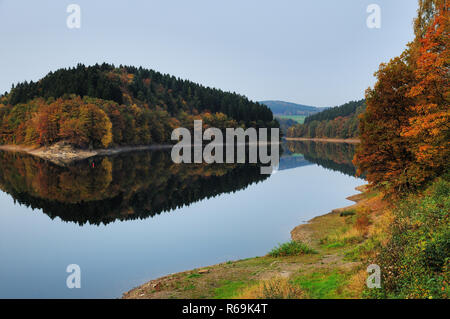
[
  {"x1": 354, "y1": 0, "x2": 449, "y2": 299},
  {"x1": 286, "y1": 99, "x2": 366, "y2": 139},
  {"x1": 0, "y1": 64, "x2": 277, "y2": 148}
]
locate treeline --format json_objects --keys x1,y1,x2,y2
[
  {"x1": 356, "y1": 0, "x2": 449, "y2": 299},
  {"x1": 304, "y1": 100, "x2": 365, "y2": 124},
  {"x1": 0, "y1": 64, "x2": 277, "y2": 148},
  {"x1": 0, "y1": 95, "x2": 238, "y2": 148},
  {"x1": 286, "y1": 100, "x2": 365, "y2": 139},
  {"x1": 354, "y1": 0, "x2": 449, "y2": 194}
]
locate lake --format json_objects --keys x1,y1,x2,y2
[{"x1": 0, "y1": 141, "x2": 365, "y2": 298}]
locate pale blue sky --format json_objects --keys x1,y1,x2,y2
[{"x1": 0, "y1": 0, "x2": 418, "y2": 107}]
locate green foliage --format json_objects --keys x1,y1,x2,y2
[
  {"x1": 4, "y1": 63, "x2": 274, "y2": 126},
  {"x1": 268, "y1": 241, "x2": 317, "y2": 257},
  {"x1": 424, "y1": 230, "x2": 450, "y2": 272},
  {"x1": 344, "y1": 237, "x2": 381, "y2": 262},
  {"x1": 364, "y1": 178, "x2": 450, "y2": 299},
  {"x1": 340, "y1": 209, "x2": 356, "y2": 217}
]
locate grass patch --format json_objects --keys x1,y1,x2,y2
[
  {"x1": 236, "y1": 277, "x2": 304, "y2": 299},
  {"x1": 292, "y1": 271, "x2": 349, "y2": 299},
  {"x1": 213, "y1": 280, "x2": 249, "y2": 299},
  {"x1": 186, "y1": 273, "x2": 202, "y2": 279},
  {"x1": 319, "y1": 225, "x2": 365, "y2": 250},
  {"x1": 345, "y1": 237, "x2": 381, "y2": 261},
  {"x1": 324, "y1": 241, "x2": 346, "y2": 249},
  {"x1": 183, "y1": 284, "x2": 196, "y2": 291},
  {"x1": 268, "y1": 241, "x2": 317, "y2": 257}
]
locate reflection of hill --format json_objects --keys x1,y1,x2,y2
[
  {"x1": 0, "y1": 151, "x2": 269, "y2": 225},
  {"x1": 278, "y1": 154, "x2": 312, "y2": 171},
  {"x1": 285, "y1": 141, "x2": 357, "y2": 176}
]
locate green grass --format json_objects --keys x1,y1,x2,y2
[
  {"x1": 275, "y1": 115, "x2": 306, "y2": 124},
  {"x1": 293, "y1": 271, "x2": 348, "y2": 299},
  {"x1": 323, "y1": 241, "x2": 346, "y2": 249},
  {"x1": 213, "y1": 280, "x2": 249, "y2": 299},
  {"x1": 183, "y1": 284, "x2": 196, "y2": 291},
  {"x1": 268, "y1": 241, "x2": 317, "y2": 257}
]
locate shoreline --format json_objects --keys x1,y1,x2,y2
[
  {"x1": 122, "y1": 183, "x2": 379, "y2": 299},
  {"x1": 0, "y1": 143, "x2": 172, "y2": 165},
  {"x1": 285, "y1": 137, "x2": 360, "y2": 144},
  {"x1": 0, "y1": 141, "x2": 282, "y2": 166}
]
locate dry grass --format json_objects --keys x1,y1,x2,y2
[
  {"x1": 344, "y1": 269, "x2": 368, "y2": 298},
  {"x1": 236, "y1": 277, "x2": 304, "y2": 299},
  {"x1": 322, "y1": 227, "x2": 364, "y2": 245}
]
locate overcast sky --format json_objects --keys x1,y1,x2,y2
[{"x1": 0, "y1": 0, "x2": 418, "y2": 107}]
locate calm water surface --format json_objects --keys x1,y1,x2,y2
[{"x1": 0, "y1": 141, "x2": 364, "y2": 298}]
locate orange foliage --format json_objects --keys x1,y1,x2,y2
[{"x1": 354, "y1": 1, "x2": 449, "y2": 194}]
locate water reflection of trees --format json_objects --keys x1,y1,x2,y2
[
  {"x1": 285, "y1": 141, "x2": 357, "y2": 176},
  {"x1": 0, "y1": 151, "x2": 268, "y2": 225}
]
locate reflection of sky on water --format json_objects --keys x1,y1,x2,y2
[{"x1": 0, "y1": 163, "x2": 363, "y2": 298}]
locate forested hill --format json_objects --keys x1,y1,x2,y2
[
  {"x1": 260, "y1": 100, "x2": 322, "y2": 116},
  {"x1": 286, "y1": 99, "x2": 365, "y2": 139},
  {"x1": 304, "y1": 99, "x2": 365, "y2": 124},
  {"x1": 0, "y1": 64, "x2": 277, "y2": 148}
]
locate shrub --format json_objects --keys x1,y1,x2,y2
[
  {"x1": 424, "y1": 230, "x2": 450, "y2": 272},
  {"x1": 364, "y1": 178, "x2": 450, "y2": 299},
  {"x1": 237, "y1": 278, "x2": 304, "y2": 299},
  {"x1": 268, "y1": 241, "x2": 317, "y2": 257},
  {"x1": 340, "y1": 210, "x2": 356, "y2": 217}
]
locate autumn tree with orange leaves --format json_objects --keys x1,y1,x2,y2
[
  {"x1": 402, "y1": 1, "x2": 450, "y2": 185},
  {"x1": 354, "y1": 0, "x2": 449, "y2": 194}
]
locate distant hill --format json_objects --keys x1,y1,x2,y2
[
  {"x1": 304, "y1": 99, "x2": 365, "y2": 124},
  {"x1": 260, "y1": 100, "x2": 323, "y2": 116},
  {"x1": 287, "y1": 99, "x2": 366, "y2": 139}
]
